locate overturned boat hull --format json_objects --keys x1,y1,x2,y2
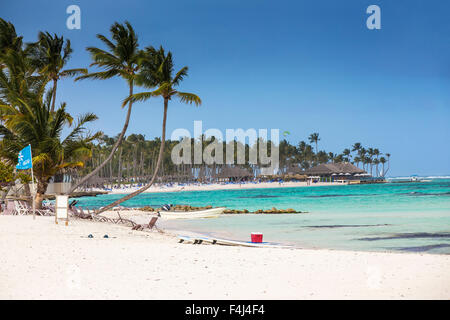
[{"x1": 159, "y1": 207, "x2": 225, "y2": 219}]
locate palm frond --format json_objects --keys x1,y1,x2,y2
[
  {"x1": 172, "y1": 66, "x2": 188, "y2": 86},
  {"x1": 123, "y1": 83, "x2": 170, "y2": 107},
  {"x1": 75, "y1": 70, "x2": 120, "y2": 81},
  {"x1": 176, "y1": 92, "x2": 202, "y2": 106},
  {"x1": 60, "y1": 68, "x2": 88, "y2": 78}
]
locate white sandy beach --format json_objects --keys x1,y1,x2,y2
[
  {"x1": 1, "y1": 215, "x2": 449, "y2": 299},
  {"x1": 92, "y1": 181, "x2": 345, "y2": 195}
]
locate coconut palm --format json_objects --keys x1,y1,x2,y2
[
  {"x1": 352, "y1": 142, "x2": 362, "y2": 153},
  {"x1": 365, "y1": 156, "x2": 373, "y2": 176},
  {"x1": 342, "y1": 148, "x2": 351, "y2": 162},
  {"x1": 385, "y1": 153, "x2": 391, "y2": 175},
  {"x1": 0, "y1": 46, "x2": 45, "y2": 109},
  {"x1": 368, "y1": 148, "x2": 379, "y2": 176},
  {"x1": 353, "y1": 156, "x2": 361, "y2": 168},
  {"x1": 67, "y1": 21, "x2": 144, "y2": 194},
  {"x1": 373, "y1": 158, "x2": 380, "y2": 177},
  {"x1": 308, "y1": 132, "x2": 320, "y2": 154},
  {"x1": 96, "y1": 46, "x2": 201, "y2": 213},
  {"x1": 357, "y1": 147, "x2": 366, "y2": 170},
  {"x1": 27, "y1": 32, "x2": 87, "y2": 112},
  {"x1": 0, "y1": 91, "x2": 100, "y2": 208},
  {"x1": 379, "y1": 157, "x2": 386, "y2": 177},
  {"x1": 0, "y1": 18, "x2": 23, "y2": 58}
]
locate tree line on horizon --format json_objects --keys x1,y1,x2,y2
[
  {"x1": 0, "y1": 18, "x2": 390, "y2": 211},
  {"x1": 77, "y1": 132, "x2": 391, "y2": 187}
]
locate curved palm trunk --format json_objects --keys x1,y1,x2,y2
[
  {"x1": 50, "y1": 78, "x2": 58, "y2": 113},
  {"x1": 1, "y1": 184, "x2": 13, "y2": 201},
  {"x1": 118, "y1": 146, "x2": 123, "y2": 187},
  {"x1": 96, "y1": 98, "x2": 168, "y2": 214},
  {"x1": 66, "y1": 82, "x2": 134, "y2": 194}
]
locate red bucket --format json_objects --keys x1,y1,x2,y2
[{"x1": 251, "y1": 232, "x2": 263, "y2": 243}]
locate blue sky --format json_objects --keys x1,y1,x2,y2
[{"x1": 2, "y1": 0, "x2": 449, "y2": 176}]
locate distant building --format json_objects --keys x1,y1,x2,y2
[
  {"x1": 303, "y1": 163, "x2": 368, "y2": 182},
  {"x1": 214, "y1": 166, "x2": 253, "y2": 182}
]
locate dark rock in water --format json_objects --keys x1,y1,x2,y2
[
  {"x1": 307, "y1": 224, "x2": 391, "y2": 229},
  {"x1": 403, "y1": 191, "x2": 450, "y2": 197},
  {"x1": 224, "y1": 207, "x2": 302, "y2": 214},
  {"x1": 238, "y1": 195, "x2": 280, "y2": 199},
  {"x1": 392, "y1": 244, "x2": 450, "y2": 253},
  {"x1": 357, "y1": 232, "x2": 450, "y2": 241},
  {"x1": 305, "y1": 193, "x2": 378, "y2": 198}
]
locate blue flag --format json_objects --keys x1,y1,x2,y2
[{"x1": 16, "y1": 145, "x2": 33, "y2": 170}]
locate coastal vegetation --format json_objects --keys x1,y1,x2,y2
[
  {"x1": 0, "y1": 18, "x2": 100, "y2": 207},
  {"x1": 67, "y1": 22, "x2": 144, "y2": 194},
  {"x1": 94, "y1": 46, "x2": 201, "y2": 213},
  {"x1": 0, "y1": 17, "x2": 390, "y2": 209},
  {"x1": 74, "y1": 134, "x2": 390, "y2": 188}
]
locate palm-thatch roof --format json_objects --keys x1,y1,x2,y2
[
  {"x1": 214, "y1": 167, "x2": 253, "y2": 179},
  {"x1": 284, "y1": 165, "x2": 304, "y2": 174},
  {"x1": 303, "y1": 163, "x2": 366, "y2": 176}
]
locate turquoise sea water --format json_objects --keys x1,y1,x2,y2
[{"x1": 74, "y1": 179, "x2": 450, "y2": 254}]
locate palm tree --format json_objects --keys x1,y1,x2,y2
[
  {"x1": 0, "y1": 19, "x2": 99, "y2": 207},
  {"x1": 96, "y1": 46, "x2": 201, "y2": 214},
  {"x1": 0, "y1": 18, "x2": 23, "y2": 58},
  {"x1": 358, "y1": 147, "x2": 367, "y2": 170},
  {"x1": 379, "y1": 157, "x2": 386, "y2": 177},
  {"x1": 27, "y1": 32, "x2": 87, "y2": 112},
  {"x1": 342, "y1": 148, "x2": 351, "y2": 162},
  {"x1": 352, "y1": 142, "x2": 362, "y2": 153},
  {"x1": 353, "y1": 156, "x2": 361, "y2": 168},
  {"x1": 365, "y1": 156, "x2": 373, "y2": 176},
  {"x1": 67, "y1": 21, "x2": 144, "y2": 194},
  {"x1": 308, "y1": 133, "x2": 320, "y2": 154},
  {"x1": 367, "y1": 147, "x2": 375, "y2": 175},
  {"x1": 373, "y1": 158, "x2": 380, "y2": 177},
  {"x1": 351, "y1": 142, "x2": 361, "y2": 165},
  {"x1": 0, "y1": 92, "x2": 99, "y2": 208},
  {"x1": 385, "y1": 153, "x2": 391, "y2": 175},
  {"x1": 328, "y1": 152, "x2": 335, "y2": 162}
]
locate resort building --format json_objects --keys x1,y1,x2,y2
[
  {"x1": 214, "y1": 166, "x2": 253, "y2": 182},
  {"x1": 303, "y1": 163, "x2": 369, "y2": 183}
]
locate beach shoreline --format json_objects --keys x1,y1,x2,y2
[
  {"x1": 87, "y1": 181, "x2": 349, "y2": 195},
  {"x1": 1, "y1": 215, "x2": 449, "y2": 299}
]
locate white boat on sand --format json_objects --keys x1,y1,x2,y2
[{"x1": 159, "y1": 207, "x2": 225, "y2": 219}]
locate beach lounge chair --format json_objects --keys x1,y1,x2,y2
[
  {"x1": 2, "y1": 200, "x2": 17, "y2": 215},
  {"x1": 69, "y1": 206, "x2": 85, "y2": 218},
  {"x1": 14, "y1": 200, "x2": 53, "y2": 216},
  {"x1": 130, "y1": 213, "x2": 159, "y2": 231},
  {"x1": 14, "y1": 201, "x2": 29, "y2": 215},
  {"x1": 148, "y1": 215, "x2": 159, "y2": 229}
]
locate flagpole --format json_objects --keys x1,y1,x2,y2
[{"x1": 29, "y1": 144, "x2": 36, "y2": 220}]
